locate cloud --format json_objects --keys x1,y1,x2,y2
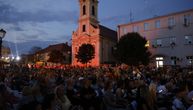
[
  {"x1": 51, "y1": 35, "x2": 71, "y2": 42},
  {"x1": 0, "y1": 1, "x2": 78, "y2": 43},
  {"x1": 1, "y1": 21, "x2": 75, "y2": 43},
  {"x1": 8, "y1": 24, "x2": 24, "y2": 31},
  {"x1": 0, "y1": 1, "x2": 78, "y2": 24},
  {"x1": 16, "y1": 34, "x2": 39, "y2": 41},
  {"x1": 100, "y1": 14, "x2": 131, "y2": 30},
  {"x1": 101, "y1": 14, "x2": 130, "y2": 23}
]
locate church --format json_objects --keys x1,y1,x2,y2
[{"x1": 72, "y1": 0, "x2": 117, "y2": 66}]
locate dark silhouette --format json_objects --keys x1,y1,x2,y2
[
  {"x1": 76, "y1": 43, "x2": 95, "y2": 65},
  {"x1": 115, "y1": 32, "x2": 151, "y2": 66}
]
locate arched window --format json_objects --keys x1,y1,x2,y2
[
  {"x1": 83, "y1": 5, "x2": 86, "y2": 15},
  {"x1": 92, "y1": 6, "x2": 95, "y2": 16},
  {"x1": 82, "y1": 25, "x2": 86, "y2": 32}
]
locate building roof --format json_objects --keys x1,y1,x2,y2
[
  {"x1": 118, "y1": 8, "x2": 193, "y2": 27},
  {"x1": 36, "y1": 43, "x2": 71, "y2": 54},
  {"x1": 99, "y1": 25, "x2": 117, "y2": 41}
]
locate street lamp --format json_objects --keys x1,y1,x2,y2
[{"x1": 0, "y1": 29, "x2": 6, "y2": 59}]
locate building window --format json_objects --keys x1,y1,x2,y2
[
  {"x1": 92, "y1": 6, "x2": 95, "y2": 16},
  {"x1": 168, "y1": 17, "x2": 175, "y2": 28},
  {"x1": 133, "y1": 26, "x2": 139, "y2": 32},
  {"x1": 184, "y1": 14, "x2": 191, "y2": 27},
  {"x1": 155, "y1": 20, "x2": 160, "y2": 28},
  {"x1": 82, "y1": 25, "x2": 86, "y2": 32},
  {"x1": 152, "y1": 40, "x2": 157, "y2": 48},
  {"x1": 156, "y1": 39, "x2": 162, "y2": 47},
  {"x1": 185, "y1": 35, "x2": 193, "y2": 45},
  {"x1": 83, "y1": 5, "x2": 86, "y2": 15},
  {"x1": 156, "y1": 57, "x2": 164, "y2": 68},
  {"x1": 186, "y1": 56, "x2": 193, "y2": 65},
  {"x1": 170, "y1": 56, "x2": 179, "y2": 66},
  {"x1": 144, "y1": 23, "x2": 149, "y2": 31},
  {"x1": 152, "y1": 39, "x2": 164, "y2": 48},
  {"x1": 170, "y1": 37, "x2": 176, "y2": 46},
  {"x1": 122, "y1": 28, "x2": 127, "y2": 35}
]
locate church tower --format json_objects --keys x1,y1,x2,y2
[
  {"x1": 72, "y1": 0, "x2": 117, "y2": 66},
  {"x1": 78, "y1": 0, "x2": 99, "y2": 34}
]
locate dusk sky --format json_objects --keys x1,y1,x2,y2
[{"x1": 1, "y1": 0, "x2": 193, "y2": 44}]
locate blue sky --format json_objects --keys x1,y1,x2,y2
[{"x1": 0, "y1": 0, "x2": 193, "y2": 43}]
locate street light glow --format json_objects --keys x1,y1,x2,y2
[
  {"x1": 5, "y1": 57, "x2": 9, "y2": 60},
  {"x1": 16, "y1": 56, "x2": 21, "y2": 61}
]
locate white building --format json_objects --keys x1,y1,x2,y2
[{"x1": 118, "y1": 9, "x2": 193, "y2": 68}]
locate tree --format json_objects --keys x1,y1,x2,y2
[
  {"x1": 48, "y1": 50, "x2": 65, "y2": 63},
  {"x1": 76, "y1": 43, "x2": 95, "y2": 65},
  {"x1": 29, "y1": 46, "x2": 42, "y2": 54},
  {"x1": 115, "y1": 32, "x2": 151, "y2": 66}
]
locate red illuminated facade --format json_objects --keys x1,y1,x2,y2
[{"x1": 72, "y1": 0, "x2": 117, "y2": 66}]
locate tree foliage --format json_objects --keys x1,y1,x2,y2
[
  {"x1": 76, "y1": 43, "x2": 95, "y2": 64},
  {"x1": 115, "y1": 32, "x2": 151, "y2": 66},
  {"x1": 48, "y1": 50, "x2": 65, "y2": 63}
]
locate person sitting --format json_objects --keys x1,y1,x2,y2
[
  {"x1": 115, "y1": 88, "x2": 129, "y2": 109},
  {"x1": 79, "y1": 78, "x2": 97, "y2": 110},
  {"x1": 42, "y1": 93, "x2": 56, "y2": 110},
  {"x1": 172, "y1": 84, "x2": 188, "y2": 110},
  {"x1": 55, "y1": 84, "x2": 71, "y2": 110},
  {"x1": 103, "y1": 81, "x2": 126, "y2": 110}
]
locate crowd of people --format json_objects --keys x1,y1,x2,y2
[{"x1": 0, "y1": 64, "x2": 193, "y2": 110}]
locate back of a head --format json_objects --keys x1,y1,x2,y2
[{"x1": 0, "y1": 84, "x2": 6, "y2": 94}]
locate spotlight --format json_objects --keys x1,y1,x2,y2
[{"x1": 16, "y1": 56, "x2": 21, "y2": 61}]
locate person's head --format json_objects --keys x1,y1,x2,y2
[
  {"x1": 66, "y1": 79, "x2": 74, "y2": 89},
  {"x1": 141, "y1": 85, "x2": 155, "y2": 104},
  {"x1": 0, "y1": 84, "x2": 7, "y2": 105},
  {"x1": 0, "y1": 84, "x2": 6, "y2": 94},
  {"x1": 55, "y1": 85, "x2": 65, "y2": 97},
  {"x1": 32, "y1": 84, "x2": 41, "y2": 95},
  {"x1": 19, "y1": 101, "x2": 42, "y2": 110},
  {"x1": 141, "y1": 85, "x2": 149, "y2": 96},
  {"x1": 83, "y1": 79, "x2": 91, "y2": 88},
  {"x1": 42, "y1": 94, "x2": 56, "y2": 110},
  {"x1": 22, "y1": 86, "x2": 32, "y2": 96},
  {"x1": 104, "y1": 80, "x2": 113, "y2": 91},
  {"x1": 174, "y1": 84, "x2": 188, "y2": 98},
  {"x1": 116, "y1": 88, "x2": 123, "y2": 97},
  {"x1": 187, "y1": 81, "x2": 193, "y2": 91},
  {"x1": 160, "y1": 79, "x2": 166, "y2": 85}
]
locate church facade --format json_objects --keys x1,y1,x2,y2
[{"x1": 72, "y1": 0, "x2": 117, "y2": 66}]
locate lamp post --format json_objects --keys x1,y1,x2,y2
[{"x1": 0, "y1": 29, "x2": 6, "y2": 59}]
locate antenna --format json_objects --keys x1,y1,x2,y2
[{"x1": 129, "y1": 9, "x2": 134, "y2": 23}]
